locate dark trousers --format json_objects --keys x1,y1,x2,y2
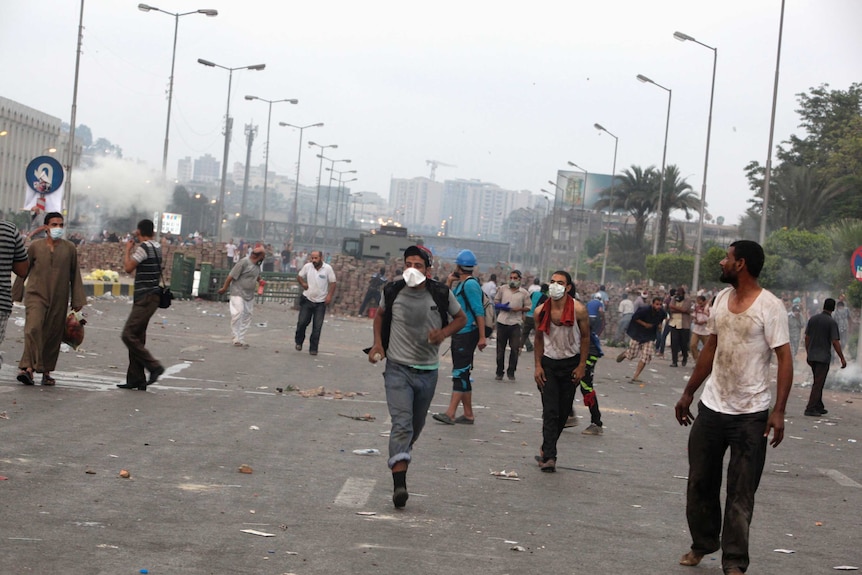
[
  {"x1": 121, "y1": 293, "x2": 162, "y2": 386},
  {"x1": 495, "y1": 323, "x2": 522, "y2": 377},
  {"x1": 671, "y1": 327, "x2": 690, "y2": 365},
  {"x1": 687, "y1": 401, "x2": 768, "y2": 574},
  {"x1": 657, "y1": 322, "x2": 671, "y2": 353},
  {"x1": 539, "y1": 355, "x2": 580, "y2": 460},
  {"x1": 358, "y1": 289, "x2": 380, "y2": 317},
  {"x1": 522, "y1": 316, "x2": 535, "y2": 351},
  {"x1": 451, "y1": 329, "x2": 479, "y2": 392},
  {"x1": 806, "y1": 360, "x2": 830, "y2": 412},
  {"x1": 571, "y1": 354, "x2": 602, "y2": 426},
  {"x1": 295, "y1": 296, "x2": 327, "y2": 352}
]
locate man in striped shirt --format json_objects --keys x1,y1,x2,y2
[{"x1": 0, "y1": 220, "x2": 29, "y2": 368}]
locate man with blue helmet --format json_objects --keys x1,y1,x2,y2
[{"x1": 433, "y1": 249, "x2": 486, "y2": 425}]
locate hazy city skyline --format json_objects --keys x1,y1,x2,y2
[{"x1": 2, "y1": 1, "x2": 860, "y2": 226}]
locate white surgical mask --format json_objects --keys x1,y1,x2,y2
[
  {"x1": 548, "y1": 283, "x2": 566, "y2": 300},
  {"x1": 49, "y1": 228, "x2": 64, "y2": 240},
  {"x1": 402, "y1": 267, "x2": 426, "y2": 288}
]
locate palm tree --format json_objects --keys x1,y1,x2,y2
[
  {"x1": 594, "y1": 165, "x2": 656, "y2": 251},
  {"x1": 767, "y1": 165, "x2": 853, "y2": 231},
  {"x1": 653, "y1": 165, "x2": 700, "y2": 252}
]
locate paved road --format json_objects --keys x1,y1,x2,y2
[{"x1": 1, "y1": 296, "x2": 860, "y2": 574}]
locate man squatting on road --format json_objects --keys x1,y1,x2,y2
[
  {"x1": 532, "y1": 270, "x2": 590, "y2": 472},
  {"x1": 367, "y1": 245, "x2": 466, "y2": 509},
  {"x1": 675, "y1": 240, "x2": 793, "y2": 575}
]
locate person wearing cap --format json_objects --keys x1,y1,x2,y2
[
  {"x1": 633, "y1": 290, "x2": 650, "y2": 311},
  {"x1": 218, "y1": 247, "x2": 266, "y2": 347},
  {"x1": 367, "y1": 245, "x2": 466, "y2": 509},
  {"x1": 295, "y1": 250, "x2": 337, "y2": 356},
  {"x1": 494, "y1": 269, "x2": 530, "y2": 381},
  {"x1": 433, "y1": 249, "x2": 486, "y2": 426}
]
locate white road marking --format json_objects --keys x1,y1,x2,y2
[
  {"x1": 818, "y1": 468, "x2": 862, "y2": 488},
  {"x1": 334, "y1": 477, "x2": 377, "y2": 507}
]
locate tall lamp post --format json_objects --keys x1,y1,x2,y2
[
  {"x1": 307, "y1": 141, "x2": 337, "y2": 229},
  {"x1": 324, "y1": 157, "x2": 352, "y2": 227},
  {"x1": 279, "y1": 122, "x2": 323, "y2": 248},
  {"x1": 674, "y1": 30, "x2": 717, "y2": 295},
  {"x1": 326, "y1": 167, "x2": 357, "y2": 227},
  {"x1": 539, "y1": 188, "x2": 557, "y2": 273},
  {"x1": 636, "y1": 73, "x2": 672, "y2": 259},
  {"x1": 244, "y1": 95, "x2": 298, "y2": 241},
  {"x1": 567, "y1": 161, "x2": 589, "y2": 282},
  {"x1": 759, "y1": 0, "x2": 786, "y2": 245},
  {"x1": 138, "y1": 4, "x2": 217, "y2": 181},
  {"x1": 594, "y1": 123, "x2": 618, "y2": 286},
  {"x1": 198, "y1": 58, "x2": 265, "y2": 242},
  {"x1": 340, "y1": 178, "x2": 358, "y2": 227}
]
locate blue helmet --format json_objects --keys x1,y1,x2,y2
[{"x1": 455, "y1": 249, "x2": 477, "y2": 268}]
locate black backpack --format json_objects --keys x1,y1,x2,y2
[{"x1": 380, "y1": 278, "x2": 450, "y2": 351}]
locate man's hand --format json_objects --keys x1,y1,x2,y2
[
  {"x1": 841, "y1": 357, "x2": 847, "y2": 369},
  {"x1": 534, "y1": 366, "x2": 546, "y2": 391},
  {"x1": 217, "y1": 287, "x2": 226, "y2": 295},
  {"x1": 427, "y1": 328, "x2": 446, "y2": 345},
  {"x1": 477, "y1": 336, "x2": 487, "y2": 351},
  {"x1": 765, "y1": 409, "x2": 785, "y2": 447},
  {"x1": 572, "y1": 364, "x2": 585, "y2": 384},
  {"x1": 367, "y1": 344, "x2": 385, "y2": 364},
  {"x1": 675, "y1": 392, "x2": 695, "y2": 426}
]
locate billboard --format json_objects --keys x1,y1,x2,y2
[{"x1": 553, "y1": 170, "x2": 614, "y2": 210}]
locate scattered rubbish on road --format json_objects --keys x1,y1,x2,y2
[
  {"x1": 631, "y1": 505, "x2": 642, "y2": 508},
  {"x1": 356, "y1": 511, "x2": 377, "y2": 516},
  {"x1": 119, "y1": 470, "x2": 131, "y2": 478},
  {"x1": 499, "y1": 430, "x2": 515, "y2": 433},
  {"x1": 14, "y1": 317, "x2": 24, "y2": 327},
  {"x1": 774, "y1": 549, "x2": 795, "y2": 554},
  {"x1": 249, "y1": 425, "x2": 260, "y2": 430},
  {"x1": 299, "y1": 386, "x2": 326, "y2": 397},
  {"x1": 338, "y1": 413, "x2": 376, "y2": 421},
  {"x1": 511, "y1": 545, "x2": 526, "y2": 552},
  {"x1": 511, "y1": 419, "x2": 522, "y2": 424},
  {"x1": 514, "y1": 391, "x2": 533, "y2": 396},
  {"x1": 85, "y1": 470, "x2": 96, "y2": 475},
  {"x1": 816, "y1": 521, "x2": 823, "y2": 526},
  {"x1": 240, "y1": 529, "x2": 275, "y2": 537},
  {"x1": 673, "y1": 475, "x2": 688, "y2": 480},
  {"x1": 256, "y1": 322, "x2": 267, "y2": 327},
  {"x1": 833, "y1": 567, "x2": 859, "y2": 571},
  {"x1": 95, "y1": 544, "x2": 119, "y2": 549},
  {"x1": 352, "y1": 449, "x2": 380, "y2": 455},
  {"x1": 490, "y1": 470, "x2": 520, "y2": 480},
  {"x1": 238, "y1": 464, "x2": 253, "y2": 474},
  {"x1": 0, "y1": 411, "x2": 8, "y2": 419}
]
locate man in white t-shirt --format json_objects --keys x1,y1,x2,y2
[
  {"x1": 225, "y1": 239, "x2": 237, "y2": 267},
  {"x1": 674, "y1": 240, "x2": 792, "y2": 575},
  {"x1": 294, "y1": 250, "x2": 337, "y2": 356}
]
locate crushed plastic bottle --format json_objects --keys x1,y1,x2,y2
[{"x1": 352, "y1": 449, "x2": 380, "y2": 456}]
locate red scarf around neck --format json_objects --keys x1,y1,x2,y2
[{"x1": 537, "y1": 295, "x2": 575, "y2": 334}]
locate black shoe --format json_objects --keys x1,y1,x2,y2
[
  {"x1": 495, "y1": 374, "x2": 503, "y2": 381},
  {"x1": 295, "y1": 344, "x2": 302, "y2": 351},
  {"x1": 507, "y1": 374, "x2": 516, "y2": 381},
  {"x1": 682, "y1": 359, "x2": 688, "y2": 367},
  {"x1": 147, "y1": 365, "x2": 165, "y2": 384},
  {"x1": 393, "y1": 486, "x2": 408, "y2": 508},
  {"x1": 819, "y1": 409, "x2": 829, "y2": 415},
  {"x1": 117, "y1": 383, "x2": 146, "y2": 390},
  {"x1": 310, "y1": 350, "x2": 318, "y2": 356},
  {"x1": 804, "y1": 410, "x2": 822, "y2": 417},
  {"x1": 670, "y1": 363, "x2": 679, "y2": 367}
]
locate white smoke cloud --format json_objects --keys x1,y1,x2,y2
[{"x1": 72, "y1": 156, "x2": 169, "y2": 219}]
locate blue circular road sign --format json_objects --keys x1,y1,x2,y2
[{"x1": 25, "y1": 156, "x2": 64, "y2": 195}]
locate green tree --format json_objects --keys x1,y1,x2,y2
[
  {"x1": 699, "y1": 246, "x2": 726, "y2": 287},
  {"x1": 654, "y1": 164, "x2": 700, "y2": 252},
  {"x1": 595, "y1": 165, "x2": 654, "y2": 251},
  {"x1": 646, "y1": 253, "x2": 694, "y2": 287},
  {"x1": 764, "y1": 228, "x2": 832, "y2": 267}
]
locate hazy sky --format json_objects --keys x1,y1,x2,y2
[{"x1": 3, "y1": 0, "x2": 860, "y2": 224}]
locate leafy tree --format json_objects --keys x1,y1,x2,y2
[
  {"x1": 653, "y1": 164, "x2": 699, "y2": 252},
  {"x1": 699, "y1": 246, "x2": 726, "y2": 287},
  {"x1": 646, "y1": 253, "x2": 694, "y2": 287},
  {"x1": 75, "y1": 124, "x2": 93, "y2": 147},
  {"x1": 764, "y1": 228, "x2": 832, "y2": 267},
  {"x1": 595, "y1": 165, "x2": 654, "y2": 250}
]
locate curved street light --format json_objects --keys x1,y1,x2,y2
[
  {"x1": 197, "y1": 58, "x2": 265, "y2": 241},
  {"x1": 244, "y1": 95, "x2": 298, "y2": 240},
  {"x1": 636, "y1": 73, "x2": 672, "y2": 260},
  {"x1": 279, "y1": 122, "x2": 324, "y2": 247},
  {"x1": 324, "y1": 158, "x2": 352, "y2": 227},
  {"x1": 673, "y1": 30, "x2": 717, "y2": 294},
  {"x1": 138, "y1": 4, "x2": 217, "y2": 180},
  {"x1": 307, "y1": 142, "x2": 338, "y2": 227},
  {"x1": 594, "y1": 123, "x2": 619, "y2": 286}
]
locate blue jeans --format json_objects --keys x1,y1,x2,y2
[
  {"x1": 295, "y1": 295, "x2": 326, "y2": 352},
  {"x1": 383, "y1": 361, "x2": 438, "y2": 469}
]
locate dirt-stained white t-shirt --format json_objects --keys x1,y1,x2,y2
[{"x1": 699, "y1": 286, "x2": 789, "y2": 415}]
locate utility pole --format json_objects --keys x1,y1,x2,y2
[{"x1": 240, "y1": 124, "x2": 257, "y2": 236}]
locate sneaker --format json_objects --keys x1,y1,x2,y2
[
  {"x1": 582, "y1": 423, "x2": 603, "y2": 435},
  {"x1": 563, "y1": 415, "x2": 577, "y2": 428},
  {"x1": 393, "y1": 486, "x2": 409, "y2": 508},
  {"x1": 616, "y1": 351, "x2": 627, "y2": 363},
  {"x1": 539, "y1": 459, "x2": 556, "y2": 473}
]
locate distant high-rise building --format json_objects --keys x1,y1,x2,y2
[
  {"x1": 193, "y1": 153, "x2": 220, "y2": 182},
  {"x1": 442, "y1": 179, "x2": 529, "y2": 240},
  {"x1": 388, "y1": 177, "x2": 444, "y2": 234},
  {"x1": 177, "y1": 156, "x2": 192, "y2": 183}
]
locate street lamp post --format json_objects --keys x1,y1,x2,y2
[
  {"x1": 138, "y1": 4, "x2": 217, "y2": 181},
  {"x1": 567, "y1": 161, "x2": 589, "y2": 282},
  {"x1": 340, "y1": 178, "x2": 358, "y2": 227},
  {"x1": 759, "y1": 0, "x2": 786, "y2": 245},
  {"x1": 198, "y1": 58, "x2": 265, "y2": 243},
  {"x1": 279, "y1": 122, "x2": 324, "y2": 249},
  {"x1": 326, "y1": 168, "x2": 357, "y2": 227},
  {"x1": 307, "y1": 142, "x2": 338, "y2": 232},
  {"x1": 674, "y1": 30, "x2": 717, "y2": 295},
  {"x1": 324, "y1": 158, "x2": 352, "y2": 227},
  {"x1": 539, "y1": 188, "x2": 556, "y2": 273},
  {"x1": 244, "y1": 95, "x2": 298, "y2": 241},
  {"x1": 594, "y1": 123, "x2": 618, "y2": 286},
  {"x1": 636, "y1": 74, "x2": 672, "y2": 259}
]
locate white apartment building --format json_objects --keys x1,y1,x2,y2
[{"x1": 388, "y1": 176, "x2": 444, "y2": 235}]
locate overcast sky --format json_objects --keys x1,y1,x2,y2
[{"x1": 3, "y1": 0, "x2": 860, "y2": 225}]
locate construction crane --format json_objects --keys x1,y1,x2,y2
[{"x1": 426, "y1": 159, "x2": 456, "y2": 181}]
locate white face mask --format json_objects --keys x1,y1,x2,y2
[
  {"x1": 548, "y1": 283, "x2": 566, "y2": 300},
  {"x1": 49, "y1": 228, "x2": 64, "y2": 240},
  {"x1": 402, "y1": 267, "x2": 426, "y2": 288}
]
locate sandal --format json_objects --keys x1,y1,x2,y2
[
  {"x1": 432, "y1": 413, "x2": 455, "y2": 425},
  {"x1": 454, "y1": 415, "x2": 474, "y2": 424},
  {"x1": 17, "y1": 369, "x2": 35, "y2": 386},
  {"x1": 41, "y1": 375, "x2": 56, "y2": 386}
]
